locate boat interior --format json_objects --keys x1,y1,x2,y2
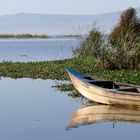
[{"x1": 82, "y1": 76, "x2": 140, "y2": 93}]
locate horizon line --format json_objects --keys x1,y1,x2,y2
[
  {"x1": 0, "y1": 8, "x2": 136, "y2": 17},
  {"x1": 0, "y1": 6, "x2": 139, "y2": 17}
]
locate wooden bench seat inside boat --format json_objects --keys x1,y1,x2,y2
[
  {"x1": 117, "y1": 87, "x2": 139, "y2": 93},
  {"x1": 89, "y1": 81, "x2": 119, "y2": 89},
  {"x1": 82, "y1": 76, "x2": 140, "y2": 93}
]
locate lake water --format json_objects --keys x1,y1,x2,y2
[
  {"x1": 0, "y1": 78, "x2": 140, "y2": 140},
  {"x1": 0, "y1": 38, "x2": 80, "y2": 62},
  {"x1": 0, "y1": 39, "x2": 140, "y2": 140}
]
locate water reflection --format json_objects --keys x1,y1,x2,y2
[
  {"x1": 67, "y1": 103, "x2": 140, "y2": 128},
  {"x1": 1, "y1": 78, "x2": 140, "y2": 140}
]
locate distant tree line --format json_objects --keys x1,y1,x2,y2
[{"x1": 0, "y1": 34, "x2": 49, "y2": 39}]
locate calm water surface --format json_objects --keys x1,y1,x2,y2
[
  {"x1": 0, "y1": 38, "x2": 80, "y2": 62},
  {"x1": 0, "y1": 78, "x2": 140, "y2": 140},
  {"x1": 0, "y1": 39, "x2": 140, "y2": 140}
]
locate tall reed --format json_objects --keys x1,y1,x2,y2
[
  {"x1": 73, "y1": 25, "x2": 105, "y2": 59},
  {"x1": 108, "y1": 26, "x2": 140, "y2": 69}
]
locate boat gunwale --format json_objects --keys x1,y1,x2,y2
[{"x1": 66, "y1": 69, "x2": 140, "y2": 97}]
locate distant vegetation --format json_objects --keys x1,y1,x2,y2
[
  {"x1": 74, "y1": 8, "x2": 140, "y2": 70},
  {"x1": 0, "y1": 34, "x2": 49, "y2": 39},
  {"x1": 0, "y1": 34, "x2": 83, "y2": 39}
]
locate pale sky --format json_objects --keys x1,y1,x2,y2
[{"x1": 0, "y1": 0, "x2": 140, "y2": 16}]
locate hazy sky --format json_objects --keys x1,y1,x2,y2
[{"x1": 0, "y1": 0, "x2": 140, "y2": 15}]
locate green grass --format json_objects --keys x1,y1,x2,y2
[{"x1": 0, "y1": 58, "x2": 139, "y2": 85}]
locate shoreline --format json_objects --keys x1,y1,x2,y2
[{"x1": 0, "y1": 34, "x2": 81, "y2": 39}]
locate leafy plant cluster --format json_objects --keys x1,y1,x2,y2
[{"x1": 0, "y1": 59, "x2": 139, "y2": 85}]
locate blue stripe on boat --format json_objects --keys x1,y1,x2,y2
[{"x1": 66, "y1": 68, "x2": 87, "y2": 79}]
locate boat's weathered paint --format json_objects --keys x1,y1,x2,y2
[
  {"x1": 66, "y1": 69, "x2": 140, "y2": 106},
  {"x1": 67, "y1": 104, "x2": 140, "y2": 128}
]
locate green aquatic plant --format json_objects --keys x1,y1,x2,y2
[
  {"x1": 0, "y1": 58, "x2": 139, "y2": 85},
  {"x1": 52, "y1": 82, "x2": 74, "y2": 92},
  {"x1": 52, "y1": 82, "x2": 83, "y2": 99}
]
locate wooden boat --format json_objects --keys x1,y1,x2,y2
[
  {"x1": 67, "y1": 104, "x2": 140, "y2": 128},
  {"x1": 66, "y1": 68, "x2": 140, "y2": 106}
]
